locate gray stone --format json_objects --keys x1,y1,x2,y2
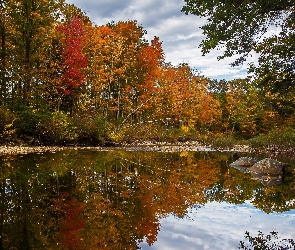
[
  {"x1": 229, "y1": 157, "x2": 258, "y2": 172},
  {"x1": 248, "y1": 158, "x2": 286, "y2": 176},
  {"x1": 250, "y1": 172, "x2": 284, "y2": 186},
  {"x1": 230, "y1": 157, "x2": 287, "y2": 186}
]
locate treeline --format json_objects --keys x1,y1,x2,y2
[{"x1": 1, "y1": 0, "x2": 295, "y2": 146}]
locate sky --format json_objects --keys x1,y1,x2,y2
[{"x1": 65, "y1": 0, "x2": 254, "y2": 80}]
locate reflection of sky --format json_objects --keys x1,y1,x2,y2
[{"x1": 139, "y1": 201, "x2": 295, "y2": 250}]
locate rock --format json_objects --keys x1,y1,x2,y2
[
  {"x1": 250, "y1": 173, "x2": 284, "y2": 186},
  {"x1": 230, "y1": 157, "x2": 258, "y2": 167},
  {"x1": 229, "y1": 157, "x2": 258, "y2": 172},
  {"x1": 247, "y1": 158, "x2": 287, "y2": 186},
  {"x1": 248, "y1": 158, "x2": 286, "y2": 176},
  {"x1": 230, "y1": 157, "x2": 287, "y2": 186}
]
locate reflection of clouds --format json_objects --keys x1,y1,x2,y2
[{"x1": 139, "y1": 201, "x2": 295, "y2": 250}]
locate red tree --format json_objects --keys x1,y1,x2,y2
[{"x1": 57, "y1": 16, "x2": 88, "y2": 95}]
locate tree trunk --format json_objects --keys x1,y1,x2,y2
[{"x1": 0, "y1": 6, "x2": 6, "y2": 106}]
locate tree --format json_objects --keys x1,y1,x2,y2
[
  {"x1": 8, "y1": 0, "x2": 62, "y2": 107},
  {"x1": 85, "y1": 20, "x2": 164, "y2": 136},
  {"x1": 154, "y1": 63, "x2": 220, "y2": 131},
  {"x1": 57, "y1": 16, "x2": 88, "y2": 114},
  {"x1": 0, "y1": 0, "x2": 10, "y2": 106},
  {"x1": 239, "y1": 231, "x2": 295, "y2": 250},
  {"x1": 181, "y1": 0, "x2": 295, "y2": 85}
]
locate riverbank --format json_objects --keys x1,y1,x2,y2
[
  {"x1": 0, "y1": 141, "x2": 249, "y2": 155},
  {"x1": 1, "y1": 140, "x2": 294, "y2": 158}
]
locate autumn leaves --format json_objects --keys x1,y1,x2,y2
[
  {"x1": 53, "y1": 15, "x2": 220, "y2": 136},
  {"x1": 0, "y1": 1, "x2": 233, "y2": 143}
]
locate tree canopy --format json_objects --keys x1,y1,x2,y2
[
  {"x1": 182, "y1": 0, "x2": 295, "y2": 85},
  {"x1": 1, "y1": 0, "x2": 295, "y2": 145}
]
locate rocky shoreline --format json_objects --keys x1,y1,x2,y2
[
  {"x1": 1, "y1": 140, "x2": 295, "y2": 157},
  {"x1": 0, "y1": 141, "x2": 250, "y2": 155},
  {"x1": 0, "y1": 145, "x2": 68, "y2": 155}
]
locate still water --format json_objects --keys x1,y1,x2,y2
[{"x1": 0, "y1": 149, "x2": 294, "y2": 249}]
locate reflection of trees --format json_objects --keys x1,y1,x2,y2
[
  {"x1": 0, "y1": 154, "x2": 59, "y2": 249},
  {"x1": 0, "y1": 150, "x2": 294, "y2": 249},
  {"x1": 239, "y1": 231, "x2": 295, "y2": 249},
  {"x1": 198, "y1": 153, "x2": 295, "y2": 214},
  {"x1": 80, "y1": 151, "x2": 221, "y2": 249},
  {"x1": 205, "y1": 167, "x2": 261, "y2": 205},
  {"x1": 251, "y1": 185, "x2": 295, "y2": 213}
]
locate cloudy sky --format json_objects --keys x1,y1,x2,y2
[{"x1": 66, "y1": 0, "x2": 253, "y2": 80}]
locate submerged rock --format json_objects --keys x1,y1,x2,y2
[
  {"x1": 247, "y1": 158, "x2": 287, "y2": 186},
  {"x1": 230, "y1": 157, "x2": 287, "y2": 186},
  {"x1": 250, "y1": 173, "x2": 284, "y2": 186},
  {"x1": 229, "y1": 157, "x2": 258, "y2": 173}
]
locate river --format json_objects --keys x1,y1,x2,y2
[{"x1": 0, "y1": 149, "x2": 294, "y2": 249}]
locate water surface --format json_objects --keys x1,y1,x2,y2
[{"x1": 0, "y1": 149, "x2": 294, "y2": 249}]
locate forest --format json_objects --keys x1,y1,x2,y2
[{"x1": 1, "y1": 0, "x2": 295, "y2": 149}]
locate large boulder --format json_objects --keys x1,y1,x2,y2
[
  {"x1": 229, "y1": 157, "x2": 258, "y2": 173},
  {"x1": 248, "y1": 158, "x2": 286, "y2": 176}
]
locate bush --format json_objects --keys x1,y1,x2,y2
[
  {"x1": 248, "y1": 134, "x2": 268, "y2": 149},
  {"x1": 0, "y1": 107, "x2": 14, "y2": 132},
  {"x1": 249, "y1": 127, "x2": 295, "y2": 149},
  {"x1": 212, "y1": 135, "x2": 238, "y2": 149},
  {"x1": 14, "y1": 107, "x2": 49, "y2": 143},
  {"x1": 0, "y1": 107, "x2": 16, "y2": 143},
  {"x1": 266, "y1": 127, "x2": 295, "y2": 147},
  {"x1": 37, "y1": 111, "x2": 77, "y2": 145},
  {"x1": 73, "y1": 113, "x2": 102, "y2": 145}
]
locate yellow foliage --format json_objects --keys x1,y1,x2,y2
[
  {"x1": 181, "y1": 125, "x2": 190, "y2": 133},
  {"x1": 107, "y1": 129, "x2": 125, "y2": 142},
  {"x1": 180, "y1": 151, "x2": 189, "y2": 157}
]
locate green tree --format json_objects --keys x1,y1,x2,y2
[
  {"x1": 182, "y1": 0, "x2": 295, "y2": 83},
  {"x1": 239, "y1": 231, "x2": 295, "y2": 250}
]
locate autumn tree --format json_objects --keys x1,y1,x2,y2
[
  {"x1": 0, "y1": 0, "x2": 89, "y2": 110},
  {"x1": 208, "y1": 78, "x2": 268, "y2": 137},
  {"x1": 85, "y1": 20, "x2": 165, "y2": 142},
  {"x1": 56, "y1": 16, "x2": 88, "y2": 114},
  {"x1": 86, "y1": 21, "x2": 147, "y2": 120},
  {"x1": 0, "y1": 0, "x2": 10, "y2": 106},
  {"x1": 132, "y1": 36, "x2": 164, "y2": 116},
  {"x1": 153, "y1": 63, "x2": 220, "y2": 132},
  {"x1": 7, "y1": 0, "x2": 62, "y2": 107}
]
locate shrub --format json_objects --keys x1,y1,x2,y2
[
  {"x1": 14, "y1": 107, "x2": 49, "y2": 143},
  {"x1": 73, "y1": 113, "x2": 101, "y2": 145},
  {"x1": 266, "y1": 127, "x2": 295, "y2": 148},
  {"x1": 0, "y1": 107, "x2": 16, "y2": 143},
  {"x1": 248, "y1": 134, "x2": 268, "y2": 149},
  {"x1": 0, "y1": 107, "x2": 14, "y2": 132},
  {"x1": 94, "y1": 115, "x2": 108, "y2": 139},
  {"x1": 37, "y1": 111, "x2": 77, "y2": 145},
  {"x1": 212, "y1": 135, "x2": 238, "y2": 149},
  {"x1": 249, "y1": 127, "x2": 295, "y2": 149}
]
